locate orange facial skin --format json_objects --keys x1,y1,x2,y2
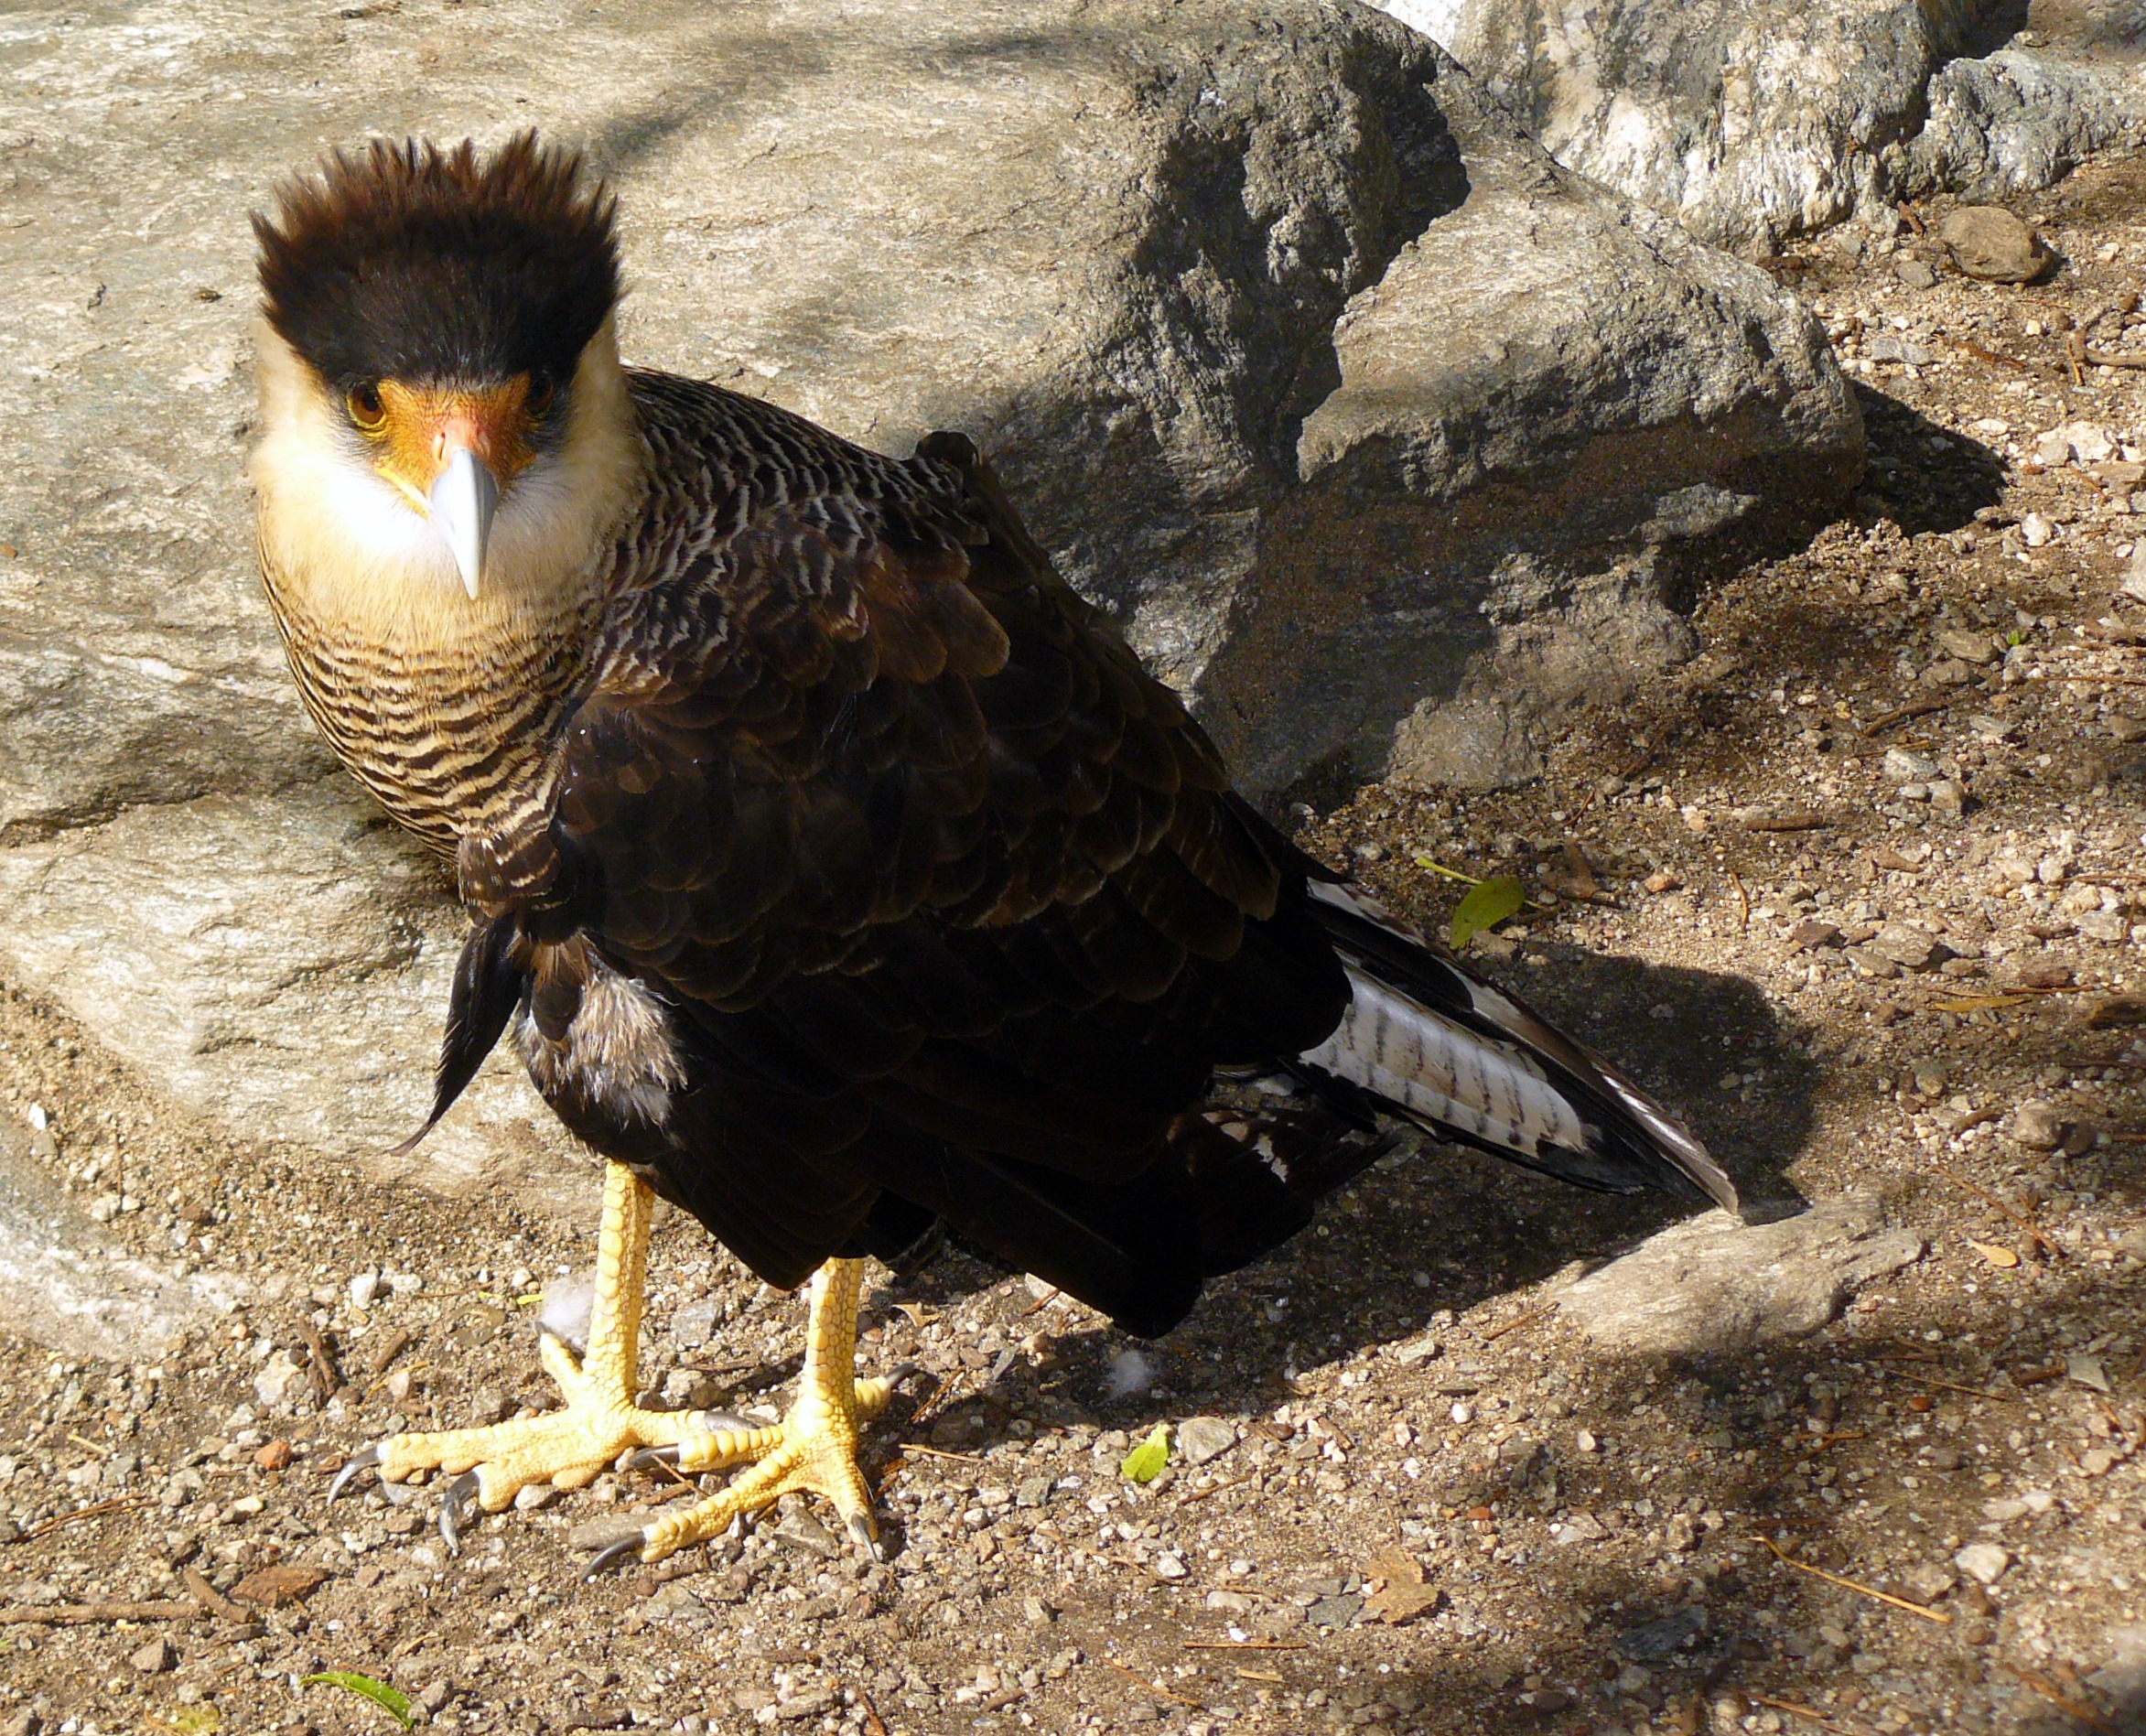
[{"x1": 351, "y1": 375, "x2": 546, "y2": 510}]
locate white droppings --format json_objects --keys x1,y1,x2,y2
[
  {"x1": 1103, "y1": 1348, "x2": 1155, "y2": 1400},
  {"x1": 539, "y1": 1272, "x2": 596, "y2": 1353}
]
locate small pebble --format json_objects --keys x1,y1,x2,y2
[
  {"x1": 1954, "y1": 1542, "x2": 2011, "y2": 1585},
  {"x1": 129, "y1": 1636, "x2": 175, "y2": 1675}
]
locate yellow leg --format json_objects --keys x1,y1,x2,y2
[
  {"x1": 330, "y1": 1164, "x2": 897, "y2": 1563},
  {"x1": 592, "y1": 1256, "x2": 893, "y2": 1570}
]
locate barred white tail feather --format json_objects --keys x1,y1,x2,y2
[
  {"x1": 1298, "y1": 881, "x2": 1739, "y2": 1214},
  {"x1": 1297, "y1": 971, "x2": 1586, "y2": 1159}
]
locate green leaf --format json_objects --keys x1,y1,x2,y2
[
  {"x1": 301, "y1": 1672, "x2": 414, "y2": 1731},
  {"x1": 1450, "y1": 876, "x2": 1525, "y2": 949},
  {"x1": 1120, "y1": 1422, "x2": 1170, "y2": 1483}
]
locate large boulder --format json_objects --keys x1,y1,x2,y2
[
  {"x1": 0, "y1": 0, "x2": 1856, "y2": 1202},
  {"x1": 1373, "y1": 0, "x2": 2146, "y2": 252}
]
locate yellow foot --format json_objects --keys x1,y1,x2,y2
[
  {"x1": 327, "y1": 1326, "x2": 723, "y2": 1550},
  {"x1": 589, "y1": 1372, "x2": 901, "y2": 1575},
  {"x1": 587, "y1": 1256, "x2": 899, "y2": 1574}
]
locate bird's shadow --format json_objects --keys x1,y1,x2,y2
[{"x1": 866, "y1": 950, "x2": 1811, "y2": 1444}]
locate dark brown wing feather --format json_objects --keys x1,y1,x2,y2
[{"x1": 471, "y1": 376, "x2": 1347, "y2": 1322}]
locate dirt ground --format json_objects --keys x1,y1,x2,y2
[{"x1": 4, "y1": 164, "x2": 2146, "y2": 1736}]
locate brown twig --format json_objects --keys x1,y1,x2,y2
[
  {"x1": 1861, "y1": 695, "x2": 1959, "y2": 733},
  {"x1": 853, "y1": 1683, "x2": 890, "y2": 1736},
  {"x1": 1887, "y1": 1370, "x2": 2015, "y2": 1405},
  {"x1": 1926, "y1": 1160, "x2": 2063, "y2": 1259},
  {"x1": 367, "y1": 1325, "x2": 414, "y2": 1379},
  {"x1": 23, "y1": 1495, "x2": 148, "y2": 1539},
  {"x1": 1178, "y1": 1473, "x2": 1255, "y2": 1506},
  {"x1": 1182, "y1": 1638, "x2": 1307, "y2": 1650},
  {"x1": 1730, "y1": 868, "x2": 1751, "y2": 934},
  {"x1": 1742, "y1": 813, "x2": 1836, "y2": 833},
  {"x1": 181, "y1": 1565, "x2": 249, "y2": 1623},
  {"x1": 1947, "y1": 336, "x2": 2033, "y2": 372},
  {"x1": 1482, "y1": 1304, "x2": 1552, "y2": 1343},
  {"x1": 1103, "y1": 1657, "x2": 1204, "y2": 1709},
  {"x1": 1019, "y1": 1285, "x2": 1062, "y2": 1317},
  {"x1": 2000, "y1": 1664, "x2": 2118, "y2": 1731},
  {"x1": 0, "y1": 1600, "x2": 197, "y2": 1627},
  {"x1": 897, "y1": 1443, "x2": 983, "y2": 1463},
  {"x1": 304, "y1": 1324, "x2": 341, "y2": 1406},
  {"x1": 2086, "y1": 346, "x2": 2146, "y2": 370},
  {"x1": 1746, "y1": 1691, "x2": 1860, "y2": 1734},
  {"x1": 1756, "y1": 1537, "x2": 1951, "y2": 1623}
]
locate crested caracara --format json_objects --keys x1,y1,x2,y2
[{"x1": 250, "y1": 133, "x2": 1736, "y2": 1571}]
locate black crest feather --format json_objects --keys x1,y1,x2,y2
[{"x1": 254, "y1": 131, "x2": 620, "y2": 391}]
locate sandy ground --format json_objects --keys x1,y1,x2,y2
[{"x1": 3, "y1": 167, "x2": 2146, "y2": 1736}]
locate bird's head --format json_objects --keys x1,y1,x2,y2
[{"x1": 253, "y1": 133, "x2": 626, "y2": 602}]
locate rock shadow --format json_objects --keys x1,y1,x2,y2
[{"x1": 1852, "y1": 382, "x2": 2009, "y2": 534}]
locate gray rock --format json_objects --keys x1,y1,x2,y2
[
  {"x1": 1937, "y1": 628, "x2": 1998, "y2": 665},
  {"x1": 1558, "y1": 1197, "x2": 1924, "y2": 1354},
  {"x1": 1177, "y1": 1416, "x2": 1239, "y2": 1467},
  {"x1": 1907, "y1": 51, "x2": 2146, "y2": 210},
  {"x1": 1372, "y1": 3, "x2": 2144, "y2": 252},
  {"x1": 128, "y1": 1636, "x2": 176, "y2": 1675},
  {"x1": 0, "y1": 786, "x2": 589, "y2": 1208},
  {"x1": 1893, "y1": 257, "x2": 1937, "y2": 290},
  {"x1": 1937, "y1": 206, "x2": 2055, "y2": 284},
  {"x1": 0, "y1": 1112, "x2": 232, "y2": 1359},
  {"x1": 1953, "y1": 1541, "x2": 2011, "y2": 1585},
  {"x1": 1617, "y1": 1607, "x2": 1706, "y2": 1662},
  {"x1": 1870, "y1": 923, "x2": 1945, "y2": 971},
  {"x1": 1884, "y1": 747, "x2": 1943, "y2": 782},
  {"x1": 1369, "y1": 0, "x2": 2000, "y2": 249},
  {"x1": 1305, "y1": 1592, "x2": 1364, "y2": 1629},
  {"x1": 1289, "y1": 89, "x2": 1856, "y2": 791},
  {"x1": 0, "y1": 0, "x2": 1857, "y2": 1207},
  {"x1": 2010, "y1": 1099, "x2": 2067, "y2": 1150},
  {"x1": 2086, "y1": 1623, "x2": 2146, "y2": 1716},
  {"x1": 1902, "y1": 1562, "x2": 1957, "y2": 1603}
]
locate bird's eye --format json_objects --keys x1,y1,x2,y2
[
  {"x1": 525, "y1": 375, "x2": 555, "y2": 419},
  {"x1": 346, "y1": 382, "x2": 387, "y2": 434}
]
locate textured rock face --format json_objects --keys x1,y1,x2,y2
[
  {"x1": 1247, "y1": 72, "x2": 1858, "y2": 789},
  {"x1": 1375, "y1": 0, "x2": 2146, "y2": 251},
  {"x1": 0, "y1": 0, "x2": 1855, "y2": 1201}
]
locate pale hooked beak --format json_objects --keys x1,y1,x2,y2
[{"x1": 427, "y1": 445, "x2": 500, "y2": 600}]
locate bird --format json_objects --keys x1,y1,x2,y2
[{"x1": 249, "y1": 132, "x2": 1737, "y2": 1573}]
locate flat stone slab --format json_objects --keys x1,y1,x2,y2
[{"x1": 1557, "y1": 1197, "x2": 1925, "y2": 1356}]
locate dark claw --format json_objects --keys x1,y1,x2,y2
[
  {"x1": 623, "y1": 1445, "x2": 677, "y2": 1473},
  {"x1": 582, "y1": 1535, "x2": 647, "y2": 1580},
  {"x1": 437, "y1": 1470, "x2": 481, "y2": 1556},
  {"x1": 327, "y1": 1444, "x2": 381, "y2": 1503},
  {"x1": 846, "y1": 1510, "x2": 884, "y2": 1562}
]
